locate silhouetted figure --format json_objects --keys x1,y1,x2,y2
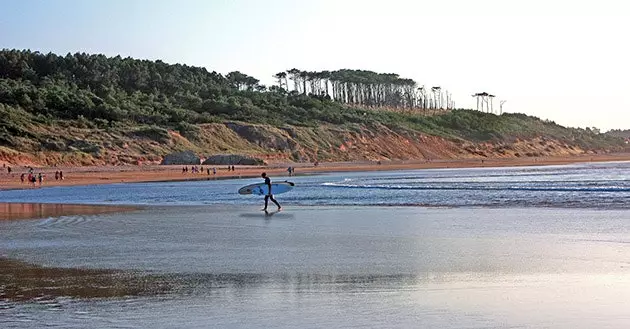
[{"x1": 261, "y1": 172, "x2": 281, "y2": 212}]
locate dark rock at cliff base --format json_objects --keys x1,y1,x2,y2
[
  {"x1": 202, "y1": 154, "x2": 265, "y2": 166},
  {"x1": 160, "y1": 151, "x2": 201, "y2": 165},
  {"x1": 225, "y1": 122, "x2": 291, "y2": 150}
]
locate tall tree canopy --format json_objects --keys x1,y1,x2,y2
[
  {"x1": 0, "y1": 49, "x2": 452, "y2": 129},
  {"x1": 274, "y1": 68, "x2": 455, "y2": 110}
]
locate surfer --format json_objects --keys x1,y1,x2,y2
[{"x1": 261, "y1": 172, "x2": 281, "y2": 211}]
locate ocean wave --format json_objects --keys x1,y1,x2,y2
[{"x1": 322, "y1": 182, "x2": 630, "y2": 193}]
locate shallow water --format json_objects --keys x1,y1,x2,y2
[
  {"x1": 1, "y1": 161, "x2": 629, "y2": 209},
  {"x1": 2, "y1": 206, "x2": 630, "y2": 328},
  {"x1": 1, "y1": 162, "x2": 630, "y2": 328}
]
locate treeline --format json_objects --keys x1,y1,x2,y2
[
  {"x1": 0, "y1": 49, "x2": 448, "y2": 130},
  {"x1": 606, "y1": 129, "x2": 630, "y2": 139},
  {"x1": 274, "y1": 69, "x2": 454, "y2": 110}
]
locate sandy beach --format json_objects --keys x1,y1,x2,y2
[
  {"x1": 2, "y1": 162, "x2": 629, "y2": 328},
  {"x1": 3, "y1": 205, "x2": 630, "y2": 328},
  {"x1": 2, "y1": 153, "x2": 629, "y2": 191}
]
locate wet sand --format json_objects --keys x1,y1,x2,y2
[
  {"x1": 0, "y1": 257, "x2": 171, "y2": 302},
  {"x1": 1, "y1": 153, "x2": 629, "y2": 191},
  {"x1": 2, "y1": 205, "x2": 630, "y2": 328},
  {"x1": 0, "y1": 203, "x2": 139, "y2": 221}
]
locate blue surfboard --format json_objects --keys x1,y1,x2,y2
[{"x1": 238, "y1": 181, "x2": 295, "y2": 195}]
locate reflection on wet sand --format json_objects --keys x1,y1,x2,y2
[
  {"x1": 0, "y1": 256, "x2": 425, "y2": 304},
  {"x1": 0, "y1": 257, "x2": 172, "y2": 302},
  {"x1": 0, "y1": 203, "x2": 139, "y2": 220}
]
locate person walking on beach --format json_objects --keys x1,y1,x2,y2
[
  {"x1": 261, "y1": 172, "x2": 281, "y2": 212},
  {"x1": 20, "y1": 173, "x2": 25, "y2": 183}
]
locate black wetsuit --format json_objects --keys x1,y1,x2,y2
[{"x1": 264, "y1": 176, "x2": 281, "y2": 210}]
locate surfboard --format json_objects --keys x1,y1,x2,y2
[{"x1": 238, "y1": 181, "x2": 295, "y2": 195}]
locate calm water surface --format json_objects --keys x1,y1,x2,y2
[{"x1": 1, "y1": 162, "x2": 630, "y2": 328}]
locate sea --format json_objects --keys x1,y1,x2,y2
[{"x1": 1, "y1": 161, "x2": 630, "y2": 328}]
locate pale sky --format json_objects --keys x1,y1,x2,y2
[{"x1": 2, "y1": 0, "x2": 629, "y2": 131}]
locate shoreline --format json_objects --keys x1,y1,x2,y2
[
  {"x1": 0, "y1": 202, "x2": 141, "y2": 220},
  {"x1": 1, "y1": 153, "x2": 629, "y2": 191}
]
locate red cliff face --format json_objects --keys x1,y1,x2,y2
[{"x1": 0, "y1": 122, "x2": 609, "y2": 167}]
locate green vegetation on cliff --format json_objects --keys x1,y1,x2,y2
[
  {"x1": 606, "y1": 129, "x2": 630, "y2": 139},
  {"x1": 0, "y1": 49, "x2": 626, "y2": 163}
]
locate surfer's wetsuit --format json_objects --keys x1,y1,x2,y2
[{"x1": 264, "y1": 176, "x2": 281, "y2": 210}]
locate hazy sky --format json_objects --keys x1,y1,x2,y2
[{"x1": 2, "y1": 0, "x2": 629, "y2": 131}]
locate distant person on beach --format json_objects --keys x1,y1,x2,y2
[
  {"x1": 55, "y1": 171, "x2": 59, "y2": 180},
  {"x1": 59, "y1": 171, "x2": 64, "y2": 180},
  {"x1": 213, "y1": 167, "x2": 216, "y2": 175},
  {"x1": 20, "y1": 173, "x2": 25, "y2": 183},
  {"x1": 261, "y1": 172, "x2": 281, "y2": 212},
  {"x1": 38, "y1": 173, "x2": 43, "y2": 185},
  {"x1": 7, "y1": 166, "x2": 11, "y2": 174},
  {"x1": 231, "y1": 165, "x2": 235, "y2": 171}
]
